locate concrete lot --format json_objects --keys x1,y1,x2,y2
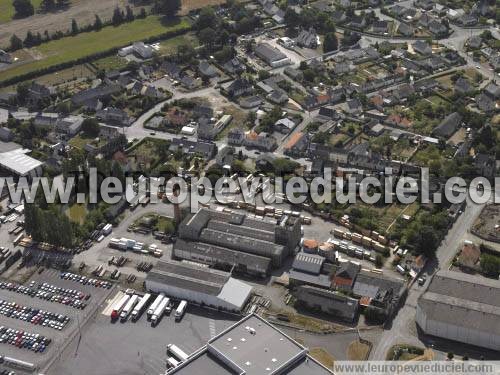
[
  {"x1": 48, "y1": 300, "x2": 240, "y2": 375},
  {"x1": 0, "y1": 268, "x2": 113, "y2": 371}
]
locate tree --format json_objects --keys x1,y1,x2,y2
[
  {"x1": 323, "y1": 32, "x2": 338, "y2": 53},
  {"x1": 138, "y1": 7, "x2": 147, "y2": 18},
  {"x1": 112, "y1": 6, "x2": 124, "y2": 25},
  {"x1": 258, "y1": 70, "x2": 271, "y2": 80},
  {"x1": 10, "y1": 34, "x2": 23, "y2": 50},
  {"x1": 23, "y1": 30, "x2": 36, "y2": 47},
  {"x1": 71, "y1": 18, "x2": 79, "y2": 35},
  {"x1": 81, "y1": 118, "x2": 100, "y2": 137},
  {"x1": 40, "y1": 0, "x2": 55, "y2": 11},
  {"x1": 196, "y1": 7, "x2": 217, "y2": 30},
  {"x1": 13, "y1": 0, "x2": 34, "y2": 18},
  {"x1": 177, "y1": 43, "x2": 195, "y2": 63},
  {"x1": 198, "y1": 27, "x2": 216, "y2": 49},
  {"x1": 375, "y1": 254, "x2": 384, "y2": 268},
  {"x1": 93, "y1": 14, "x2": 103, "y2": 30},
  {"x1": 447, "y1": 352, "x2": 454, "y2": 360},
  {"x1": 155, "y1": 0, "x2": 181, "y2": 18},
  {"x1": 125, "y1": 5, "x2": 134, "y2": 21},
  {"x1": 480, "y1": 253, "x2": 500, "y2": 277}
]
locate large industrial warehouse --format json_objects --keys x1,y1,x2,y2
[
  {"x1": 145, "y1": 260, "x2": 253, "y2": 312},
  {"x1": 168, "y1": 314, "x2": 333, "y2": 375},
  {"x1": 173, "y1": 208, "x2": 301, "y2": 277},
  {"x1": 416, "y1": 270, "x2": 500, "y2": 351}
]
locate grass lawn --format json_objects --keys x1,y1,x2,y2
[
  {"x1": 347, "y1": 340, "x2": 371, "y2": 360},
  {"x1": 158, "y1": 32, "x2": 198, "y2": 55},
  {"x1": 0, "y1": 16, "x2": 191, "y2": 83},
  {"x1": 66, "y1": 203, "x2": 87, "y2": 224},
  {"x1": 92, "y1": 55, "x2": 129, "y2": 71},
  {"x1": 309, "y1": 348, "x2": 335, "y2": 369},
  {"x1": 0, "y1": 0, "x2": 15, "y2": 23}
]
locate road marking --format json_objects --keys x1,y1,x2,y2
[
  {"x1": 209, "y1": 319, "x2": 216, "y2": 338},
  {"x1": 101, "y1": 291, "x2": 124, "y2": 316}
]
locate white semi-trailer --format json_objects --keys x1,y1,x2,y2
[
  {"x1": 174, "y1": 300, "x2": 187, "y2": 322},
  {"x1": 147, "y1": 294, "x2": 164, "y2": 320},
  {"x1": 120, "y1": 294, "x2": 139, "y2": 322},
  {"x1": 166, "y1": 344, "x2": 189, "y2": 362},
  {"x1": 131, "y1": 293, "x2": 151, "y2": 322},
  {"x1": 151, "y1": 297, "x2": 170, "y2": 326}
]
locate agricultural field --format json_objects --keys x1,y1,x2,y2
[
  {"x1": 91, "y1": 56, "x2": 128, "y2": 72},
  {"x1": 0, "y1": 16, "x2": 191, "y2": 83},
  {"x1": 0, "y1": 0, "x2": 43, "y2": 23}
]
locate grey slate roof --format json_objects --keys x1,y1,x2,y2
[{"x1": 419, "y1": 271, "x2": 500, "y2": 336}]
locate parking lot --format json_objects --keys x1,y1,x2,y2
[
  {"x1": 0, "y1": 269, "x2": 113, "y2": 371},
  {"x1": 47, "y1": 294, "x2": 240, "y2": 375}
]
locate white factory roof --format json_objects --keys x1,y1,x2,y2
[
  {"x1": 217, "y1": 277, "x2": 253, "y2": 311},
  {"x1": 0, "y1": 148, "x2": 43, "y2": 176}
]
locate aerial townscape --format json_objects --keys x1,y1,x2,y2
[{"x1": 0, "y1": 0, "x2": 498, "y2": 373}]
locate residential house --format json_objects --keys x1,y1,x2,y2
[
  {"x1": 244, "y1": 131, "x2": 277, "y2": 151},
  {"x1": 198, "y1": 60, "x2": 219, "y2": 79},
  {"x1": 215, "y1": 146, "x2": 235, "y2": 166},
  {"x1": 484, "y1": 82, "x2": 500, "y2": 100},
  {"x1": 467, "y1": 35, "x2": 482, "y2": 49},
  {"x1": 0, "y1": 127, "x2": 13, "y2": 142},
  {"x1": 267, "y1": 89, "x2": 288, "y2": 104},
  {"x1": 454, "y1": 77, "x2": 474, "y2": 95},
  {"x1": 163, "y1": 61, "x2": 182, "y2": 79},
  {"x1": 284, "y1": 67, "x2": 303, "y2": 81},
  {"x1": 473, "y1": 153, "x2": 496, "y2": 179},
  {"x1": 225, "y1": 78, "x2": 253, "y2": 98},
  {"x1": 348, "y1": 16, "x2": 366, "y2": 30},
  {"x1": 331, "y1": 10, "x2": 347, "y2": 24},
  {"x1": 198, "y1": 114, "x2": 232, "y2": 141},
  {"x1": 96, "y1": 107, "x2": 132, "y2": 126},
  {"x1": 274, "y1": 118, "x2": 295, "y2": 133},
  {"x1": 283, "y1": 131, "x2": 308, "y2": 156},
  {"x1": 412, "y1": 40, "x2": 432, "y2": 55},
  {"x1": 34, "y1": 113, "x2": 59, "y2": 128},
  {"x1": 55, "y1": 115, "x2": 84, "y2": 136},
  {"x1": 372, "y1": 21, "x2": 389, "y2": 34},
  {"x1": 345, "y1": 98, "x2": 363, "y2": 115},
  {"x1": 227, "y1": 127, "x2": 246, "y2": 146},
  {"x1": 397, "y1": 22, "x2": 414, "y2": 36},
  {"x1": 27, "y1": 82, "x2": 55, "y2": 107},
  {"x1": 223, "y1": 57, "x2": 245, "y2": 75},
  {"x1": 432, "y1": 112, "x2": 462, "y2": 139},
  {"x1": 71, "y1": 84, "x2": 121, "y2": 109},
  {"x1": 118, "y1": 41, "x2": 153, "y2": 59},
  {"x1": 414, "y1": 0, "x2": 434, "y2": 10},
  {"x1": 475, "y1": 92, "x2": 496, "y2": 112},
  {"x1": 457, "y1": 242, "x2": 481, "y2": 272},
  {"x1": 169, "y1": 138, "x2": 217, "y2": 159},
  {"x1": 392, "y1": 83, "x2": 415, "y2": 102},
  {"x1": 458, "y1": 13, "x2": 478, "y2": 26},
  {"x1": 180, "y1": 75, "x2": 198, "y2": 90},
  {"x1": 295, "y1": 28, "x2": 318, "y2": 49},
  {"x1": 239, "y1": 96, "x2": 263, "y2": 109}
]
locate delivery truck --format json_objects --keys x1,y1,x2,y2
[
  {"x1": 151, "y1": 297, "x2": 170, "y2": 326},
  {"x1": 111, "y1": 294, "x2": 130, "y2": 321},
  {"x1": 120, "y1": 294, "x2": 139, "y2": 322},
  {"x1": 174, "y1": 300, "x2": 187, "y2": 322},
  {"x1": 147, "y1": 294, "x2": 164, "y2": 320}
]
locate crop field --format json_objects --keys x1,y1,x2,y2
[
  {"x1": 0, "y1": 0, "x2": 43, "y2": 23},
  {"x1": 0, "y1": 16, "x2": 190, "y2": 83}
]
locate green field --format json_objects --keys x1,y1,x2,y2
[
  {"x1": 0, "y1": 16, "x2": 191, "y2": 83},
  {"x1": 0, "y1": 0, "x2": 43, "y2": 23},
  {"x1": 158, "y1": 32, "x2": 198, "y2": 55},
  {"x1": 0, "y1": 0, "x2": 15, "y2": 23}
]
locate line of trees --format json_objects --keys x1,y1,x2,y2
[{"x1": 9, "y1": 6, "x2": 148, "y2": 51}]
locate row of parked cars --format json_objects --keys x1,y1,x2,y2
[
  {"x1": 0, "y1": 299, "x2": 69, "y2": 331},
  {"x1": 0, "y1": 326, "x2": 51, "y2": 353},
  {"x1": 37, "y1": 283, "x2": 89, "y2": 310},
  {"x1": 59, "y1": 272, "x2": 112, "y2": 289}
]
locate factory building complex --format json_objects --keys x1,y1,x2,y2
[{"x1": 172, "y1": 208, "x2": 302, "y2": 277}]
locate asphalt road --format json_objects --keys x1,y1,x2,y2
[{"x1": 370, "y1": 188, "x2": 498, "y2": 360}]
